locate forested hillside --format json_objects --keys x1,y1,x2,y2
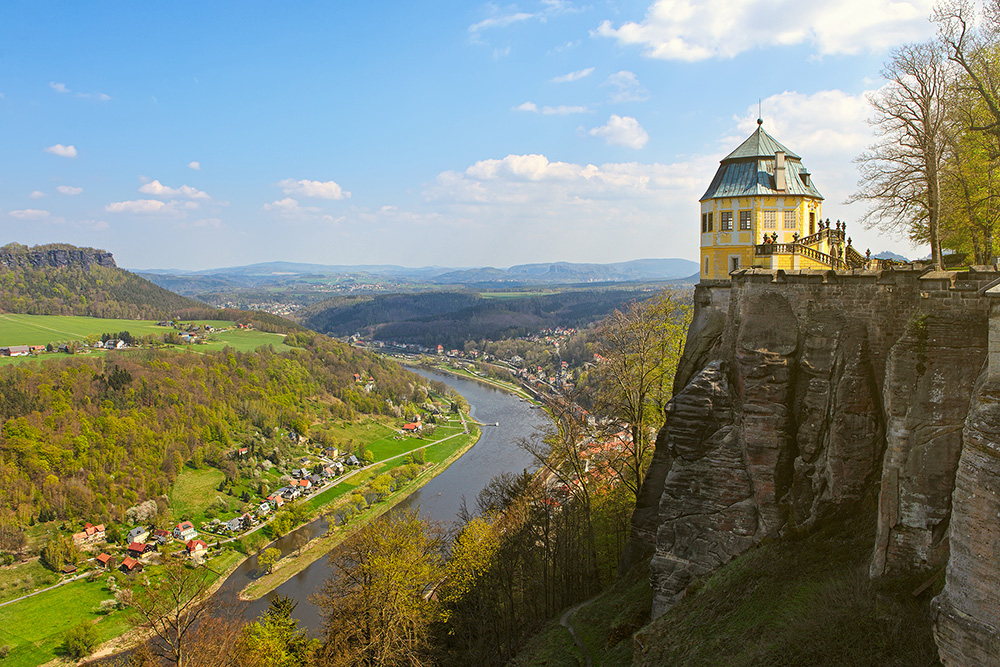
[
  {"x1": 0, "y1": 243, "x2": 203, "y2": 319},
  {"x1": 0, "y1": 332, "x2": 425, "y2": 524},
  {"x1": 299, "y1": 287, "x2": 667, "y2": 347}
]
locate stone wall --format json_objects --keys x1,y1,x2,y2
[{"x1": 622, "y1": 266, "x2": 999, "y2": 663}]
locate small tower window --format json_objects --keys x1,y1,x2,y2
[
  {"x1": 739, "y1": 211, "x2": 752, "y2": 231},
  {"x1": 720, "y1": 212, "x2": 733, "y2": 231},
  {"x1": 701, "y1": 212, "x2": 714, "y2": 233},
  {"x1": 761, "y1": 210, "x2": 777, "y2": 230},
  {"x1": 705, "y1": 257, "x2": 710, "y2": 275},
  {"x1": 809, "y1": 211, "x2": 816, "y2": 235}
]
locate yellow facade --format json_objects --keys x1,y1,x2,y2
[{"x1": 700, "y1": 196, "x2": 823, "y2": 279}]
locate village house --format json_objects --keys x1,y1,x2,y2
[
  {"x1": 224, "y1": 517, "x2": 242, "y2": 532},
  {"x1": 258, "y1": 501, "x2": 271, "y2": 516},
  {"x1": 402, "y1": 422, "x2": 421, "y2": 433},
  {"x1": 186, "y1": 539, "x2": 208, "y2": 560},
  {"x1": 127, "y1": 541, "x2": 153, "y2": 558},
  {"x1": 73, "y1": 522, "x2": 106, "y2": 546},
  {"x1": 120, "y1": 556, "x2": 143, "y2": 575},
  {"x1": 173, "y1": 520, "x2": 197, "y2": 541},
  {"x1": 95, "y1": 553, "x2": 113, "y2": 569},
  {"x1": 127, "y1": 526, "x2": 150, "y2": 544},
  {"x1": 152, "y1": 529, "x2": 171, "y2": 544}
]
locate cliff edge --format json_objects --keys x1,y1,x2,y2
[{"x1": 623, "y1": 267, "x2": 1000, "y2": 665}]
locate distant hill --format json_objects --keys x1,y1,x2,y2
[
  {"x1": 0, "y1": 243, "x2": 206, "y2": 319},
  {"x1": 874, "y1": 250, "x2": 910, "y2": 262},
  {"x1": 299, "y1": 284, "x2": 693, "y2": 348},
  {"x1": 137, "y1": 258, "x2": 699, "y2": 288}
]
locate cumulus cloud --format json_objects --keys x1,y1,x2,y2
[
  {"x1": 603, "y1": 71, "x2": 650, "y2": 102},
  {"x1": 278, "y1": 178, "x2": 351, "y2": 200},
  {"x1": 188, "y1": 161, "x2": 201, "y2": 170},
  {"x1": 105, "y1": 199, "x2": 199, "y2": 215},
  {"x1": 589, "y1": 115, "x2": 649, "y2": 149},
  {"x1": 515, "y1": 101, "x2": 539, "y2": 112},
  {"x1": 29, "y1": 190, "x2": 46, "y2": 199},
  {"x1": 263, "y1": 198, "x2": 311, "y2": 212},
  {"x1": 595, "y1": 0, "x2": 935, "y2": 60},
  {"x1": 138, "y1": 180, "x2": 210, "y2": 199},
  {"x1": 551, "y1": 67, "x2": 595, "y2": 83},
  {"x1": 49, "y1": 82, "x2": 69, "y2": 94},
  {"x1": 56, "y1": 185, "x2": 83, "y2": 195},
  {"x1": 77, "y1": 92, "x2": 111, "y2": 101},
  {"x1": 9, "y1": 209, "x2": 50, "y2": 220},
  {"x1": 44, "y1": 144, "x2": 77, "y2": 158}
]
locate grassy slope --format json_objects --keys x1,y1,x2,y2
[
  {"x1": 514, "y1": 500, "x2": 942, "y2": 667},
  {"x1": 0, "y1": 574, "x2": 131, "y2": 667},
  {"x1": 169, "y1": 467, "x2": 227, "y2": 527}
]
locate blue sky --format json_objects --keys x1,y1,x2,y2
[{"x1": 0, "y1": 0, "x2": 937, "y2": 270}]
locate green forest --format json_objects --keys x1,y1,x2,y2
[{"x1": 0, "y1": 331, "x2": 428, "y2": 527}]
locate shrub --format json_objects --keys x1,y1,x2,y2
[{"x1": 64, "y1": 621, "x2": 99, "y2": 659}]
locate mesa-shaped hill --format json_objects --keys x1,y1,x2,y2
[{"x1": 0, "y1": 243, "x2": 206, "y2": 320}]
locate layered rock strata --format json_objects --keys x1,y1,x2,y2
[{"x1": 622, "y1": 267, "x2": 1000, "y2": 666}]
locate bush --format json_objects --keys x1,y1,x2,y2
[{"x1": 64, "y1": 620, "x2": 99, "y2": 659}]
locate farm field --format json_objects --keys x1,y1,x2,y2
[
  {"x1": 0, "y1": 314, "x2": 234, "y2": 347},
  {"x1": 0, "y1": 574, "x2": 132, "y2": 667}
]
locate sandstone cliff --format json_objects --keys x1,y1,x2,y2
[
  {"x1": 0, "y1": 242, "x2": 116, "y2": 269},
  {"x1": 624, "y1": 267, "x2": 999, "y2": 664}
]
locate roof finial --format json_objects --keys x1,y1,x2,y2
[{"x1": 757, "y1": 98, "x2": 763, "y2": 126}]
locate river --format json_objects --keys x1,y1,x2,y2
[{"x1": 215, "y1": 368, "x2": 549, "y2": 632}]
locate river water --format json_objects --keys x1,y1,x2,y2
[{"x1": 216, "y1": 368, "x2": 549, "y2": 632}]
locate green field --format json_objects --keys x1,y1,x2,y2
[
  {"x1": 0, "y1": 574, "x2": 132, "y2": 667},
  {"x1": 0, "y1": 314, "x2": 238, "y2": 346},
  {"x1": 0, "y1": 314, "x2": 290, "y2": 360},
  {"x1": 169, "y1": 467, "x2": 228, "y2": 526}
]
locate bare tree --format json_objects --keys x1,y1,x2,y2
[
  {"x1": 849, "y1": 41, "x2": 951, "y2": 269},
  {"x1": 121, "y1": 556, "x2": 215, "y2": 667},
  {"x1": 935, "y1": 0, "x2": 1000, "y2": 142},
  {"x1": 587, "y1": 291, "x2": 691, "y2": 500}
]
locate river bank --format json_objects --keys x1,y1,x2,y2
[{"x1": 238, "y1": 423, "x2": 480, "y2": 600}]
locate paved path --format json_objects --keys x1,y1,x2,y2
[{"x1": 0, "y1": 569, "x2": 90, "y2": 608}]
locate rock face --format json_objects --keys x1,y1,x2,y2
[
  {"x1": 871, "y1": 313, "x2": 986, "y2": 578},
  {"x1": 932, "y1": 369, "x2": 1000, "y2": 665},
  {"x1": 623, "y1": 267, "x2": 1000, "y2": 665},
  {"x1": 0, "y1": 243, "x2": 116, "y2": 269}
]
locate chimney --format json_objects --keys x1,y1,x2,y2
[{"x1": 775, "y1": 151, "x2": 786, "y2": 192}]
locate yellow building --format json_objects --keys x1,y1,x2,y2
[{"x1": 700, "y1": 119, "x2": 853, "y2": 280}]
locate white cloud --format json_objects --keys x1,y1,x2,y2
[
  {"x1": 278, "y1": 178, "x2": 351, "y2": 200},
  {"x1": 514, "y1": 101, "x2": 589, "y2": 114},
  {"x1": 589, "y1": 115, "x2": 649, "y2": 149},
  {"x1": 469, "y1": 12, "x2": 534, "y2": 35},
  {"x1": 138, "y1": 180, "x2": 210, "y2": 199},
  {"x1": 551, "y1": 67, "x2": 595, "y2": 83},
  {"x1": 415, "y1": 152, "x2": 715, "y2": 265},
  {"x1": 77, "y1": 92, "x2": 111, "y2": 101},
  {"x1": 188, "y1": 161, "x2": 201, "y2": 170},
  {"x1": 603, "y1": 71, "x2": 649, "y2": 103},
  {"x1": 29, "y1": 190, "x2": 46, "y2": 199},
  {"x1": 49, "y1": 82, "x2": 69, "y2": 94},
  {"x1": 56, "y1": 185, "x2": 83, "y2": 196},
  {"x1": 544, "y1": 105, "x2": 589, "y2": 115},
  {"x1": 44, "y1": 144, "x2": 77, "y2": 158},
  {"x1": 105, "y1": 199, "x2": 198, "y2": 215},
  {"x1": 263, "y1": 198, "x2": 312, "y2": 212},
  {"x1": 9, "y1": 209, "x2": 50, "y2": 220},
  {"x1": 595, "y1": 0, "x2": 935, "y2": 61}
]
